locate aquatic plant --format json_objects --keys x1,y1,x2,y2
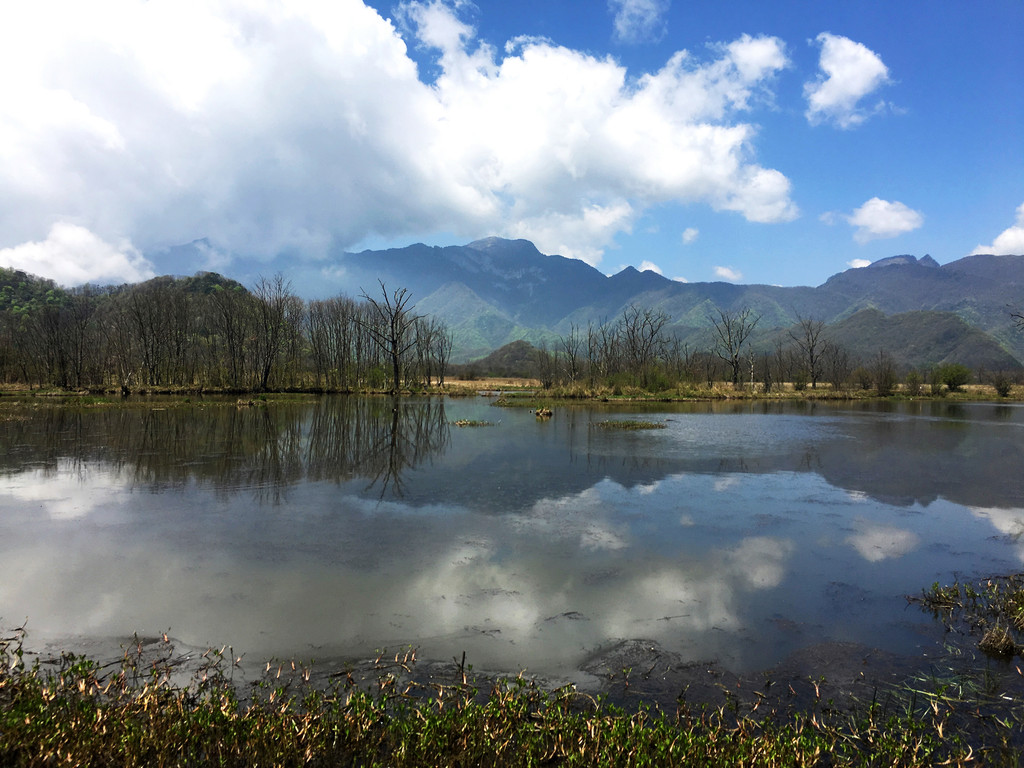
[
  {"x1": 910, "y1": 574, "x2": 1024, "y2": 658},
  {"x1": 593, "y1": 420, "x2": 666, "y2": 430}
]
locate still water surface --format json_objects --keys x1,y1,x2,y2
[{"x1": 1, "y1": 396, "x2": 1023, "y2": 678}]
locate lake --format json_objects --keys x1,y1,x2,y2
[{"x1": 1, "y1": 395, "x2": 1023, "y2": 684}]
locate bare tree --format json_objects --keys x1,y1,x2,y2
[
  {"x1": 559, "y1": 323, "x2": 584, "y2": 384},
  {"x1": 822, "y1": 341, "x2": 852, "y2": 391},
  {"x1": 619, "y1": 304, "x2": 670, "y2": 387},
  {"x1": 358, "y1": 282, "x2": 421, "y2": 394},
  {"x1": 710, "y1": 307, "x2": 760, "y2": 386},
  {"x1": 250, "y1": 274, "x2": 294, "y2": 391},
  {"x1": 431, "y1": 322, "x2": 453, "y2": 387},
  {"x1": 789, "y1": 314, "x2": 827, "y2": 388}
]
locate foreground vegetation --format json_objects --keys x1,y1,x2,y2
[
  {"x1": 0, "y1": 629, "x2": 1004, "y2": 767},
  {"x1": 7, "y1": 572, "x2": 1024, "y2": 767}
]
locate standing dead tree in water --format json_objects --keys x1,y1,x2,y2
[
  {"x1": 710, "y1": 307, "x2": 760, "y2": 386},
  {"x1": 358, "y1": 281, "x2": 421, "y2": 394}
]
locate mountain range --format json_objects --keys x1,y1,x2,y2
[{"x1": 332, "y1": 237, "x2": 1024, "y2": 370}]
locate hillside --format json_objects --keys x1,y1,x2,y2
[{"x1": 328, "y1": 239, "x2": 1024, "y2": 368}]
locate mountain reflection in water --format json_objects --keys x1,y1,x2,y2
[{"x1": 0, "y1": 396, "x2": 1023, "y2": 678}]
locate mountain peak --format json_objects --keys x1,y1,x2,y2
[
  {"x1": 868, "y1": 254, "x2": 939, "y2": 269},
  {"x1": 466, "y1": 236, "x2": 540, "y2": 254}
]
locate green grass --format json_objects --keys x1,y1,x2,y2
[{"x1": 2, "y1": 623, "x2": 1017, "y2": 767}]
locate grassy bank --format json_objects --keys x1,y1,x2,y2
[
  {"x1": 3, "y1": 612, "x2": 1022, "y2": 767},
  {"x1": 487, "y1": 380, "x2": 1023, "y2": 405},
  {"x1": 3, "y1": 378, "x2": 1020, "y2": 404}
]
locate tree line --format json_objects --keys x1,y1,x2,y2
[
  {"x1": 0, "y1": 269, "x2": 451, "y2": 394},
  {"x1": 531, "y1": 304, "x2": 1012, "y2": 395}
]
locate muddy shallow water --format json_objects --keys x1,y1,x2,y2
[{"x1": 2, "y1": 395, "x2": 1023, "y2": 697}]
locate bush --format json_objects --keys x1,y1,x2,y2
[
  {"x1": 904, "y1": 370, "x2": 922, "y2": 396},
  {"x1": 935, "y1": 363, "x2": 972, "y2": 392},
  {"x1": 852, "y1": 366, "x2": 873, "y2": 391},
  {"x1": 873, "y1": 351, "x2": 897, "y2": 396},
  {"x1": 992, "y1": 373, "x2": 1013, "y2": 397}
]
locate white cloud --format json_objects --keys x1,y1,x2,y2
[
  {"x1": 0, "y1": 0, "x2": 797, "y2": 280},
  {"x1": 805, "y1": 33, "x2": 890, "y2": 128},
  {"x1": 639, "y1": 260, "x2": 663, "y2": 274},
  {"x1": 671, "y1": 275, "x2": 689, "y2": 283},
  {"x1": 847, "y1": 521, "x2": 919, "y2": 562},
  {"x1": 846, "y1": 198, "x2": 923, "y2": 243},
  {"x1": 609, "y1": 0, "x2": 669, "y2": 44},
  {"x1": 681, "y1": 227, "x2": 699, "y2": 244},
  {"x1": 714, "y1": 265, "x2": 742, "y2": 282},
  {"x1": 847, "y1": 258, "x2": 872, "y2": 269},
  {"x1": 0, "y1": 222, "x2": 155, "y2": 286},
  {"x1": 971, "y1": 202, "x2": 1024, "y2": 255}
]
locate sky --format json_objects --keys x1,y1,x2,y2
[{"x1": 0, "y1": 0, "x2": 1022, "y2": 295}]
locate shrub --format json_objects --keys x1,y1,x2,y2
[
  {"x1": 873, "y1": 351, "x2": 897, "y2": 396},
  {"x1": 792, "y1": 369, "x2": 809, "y2": 392},
  {"x1": 992, "y1": 372, "x2": 1013, "y2": 397},
  {"x1": 934, "y1": 363, "x2": 972, "y2": 392},
  {"x1": 852, "y1": 366, "x2": 873, "y2": 391},
  {"x1": 904, "y1": 370, "x2": 922, "y2": 396}
]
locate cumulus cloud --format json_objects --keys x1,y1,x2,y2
[
  {"x1": 639, "y1": 260, "x2": 663, "y2": 274},
  {"x1": 0, "y1": 223, "x2": 155, "y2": 286},
  {"x1": 846, "y1": 198, "x2": 923, "y2": 243},
  {"x1": 714, "y1": 265, "x2": 742, "y2": 282},
  {"x1": 805, "y1": 33, "x2": 891, "y2": 128},
  {"x1": 681, "y1": 227, "x2": 699, "y2": 244},
  {"x1": 0, "y1": 0, "x2": 797, "y2": 278},
  {"x1": 609, "y1": 0, "x2": 669, "y2": 44},
  {"x1": 847, "y1": 520, "x2": 919, "y2": 562},
  {"x1": 847, "y1": 258, "x2": 872, "y2": 269},
  {"x1": 971, "y1": 202, "x2": 1024, "y2": 255}
]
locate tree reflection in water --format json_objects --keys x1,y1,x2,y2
[
  {"x1": 0, "y1": 397, "x2": 451, "y2": 502},
  {"x1": 306, "y1": 396, "x2": 450, "y2": 498}
]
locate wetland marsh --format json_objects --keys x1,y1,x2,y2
[{"x1": 1, "y1": 395, "x2": 1023, "y2": 693}]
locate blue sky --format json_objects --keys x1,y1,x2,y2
[{"x1": 0, "y1": 0, "x2": 1021, "y2": 293}]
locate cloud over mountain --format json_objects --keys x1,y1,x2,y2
[
  {"x1": 0, "y1": 0, "x2": 797, "y2": 284},
  {"x1": 804, "y1": 33, "x2": 891, "y2": 128},
  {"x1": 972, "y1": 203, "x2": 1024, "y2": 256},
  {"x1": 846, "y1": 198, "x2": 923, "y2": 243}
]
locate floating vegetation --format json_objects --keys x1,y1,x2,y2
[
  {"x1": 909, "y1": 574, "x2": 1024, "y2": 658},
  {"x1": 534, "y1": 407, "x2": 553, "y2": 418},
  {"x1": 452, "y1": 419, "x2": 494, "y2": 427},
  {"x1": 593, "y1": 419, "x2": 666, "y2": 430},
  {"x1": 0, "y1": 625, "x2": 1001, "y2": 767}
]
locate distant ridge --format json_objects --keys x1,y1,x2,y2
[{"x1": 330, "y1": 238, "x2": 1024, "y2": 367}]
